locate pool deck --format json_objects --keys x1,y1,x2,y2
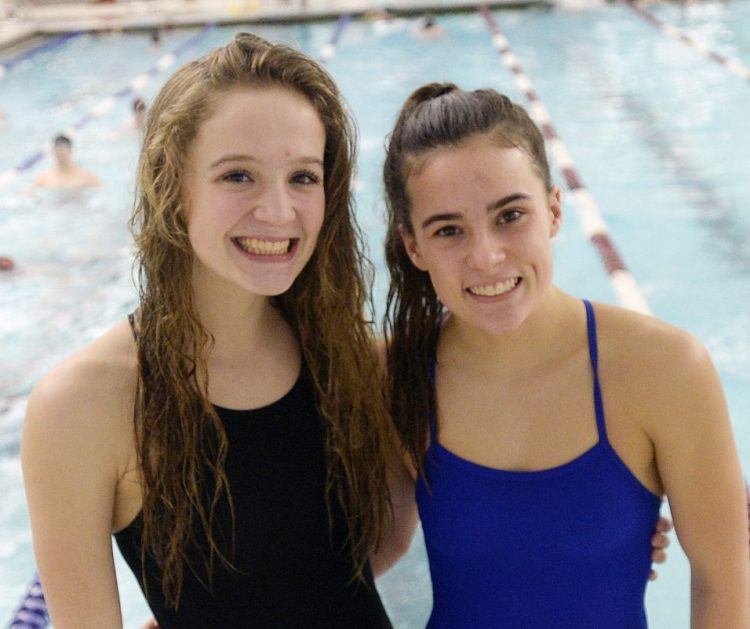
[{"x1": 0, "y1": 0, "x2": 550, "y2": 51}]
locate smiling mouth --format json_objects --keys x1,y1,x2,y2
[
  {"x1": 233, "y1": 237, "x2": 294, "y2": 256},
  {"x1": 467, "y1": 277, "x2": 520, "y2": 297}
]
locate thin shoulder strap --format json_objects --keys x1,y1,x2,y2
[
  {"x1": 127, "y1": 312, "x2": 138, "y2": 342},
  {"x1": 583, "y1": 300, "x2": 608, "y2": 442}
]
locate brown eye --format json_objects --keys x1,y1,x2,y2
[
  {"x1": 223, "y1": 170, "x2": 252, "y2": 183},
  {"x1": 435, "y1": 225, "x2": 461, "y2": 237},
  {"x1": 499, "y1": 209, "x2": 523, "y2": 224},
  {"x1": 292, "y1": 170, "x2": 321, "y2": 185}
]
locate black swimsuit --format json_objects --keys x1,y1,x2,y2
[{"x1": 115, "y1": 317, "x2": 391, "y2": 628}]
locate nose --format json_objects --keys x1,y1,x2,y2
[
  {"x1": 466, "y1": 229, "x2": 506, "y2": 271},
  {"x1": 252, "y1": 181, "x2": 296, "y2": 226}
]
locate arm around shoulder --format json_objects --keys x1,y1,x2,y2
[{"x1": 22, "y1": 348, "x2": 133, "y2": 628}]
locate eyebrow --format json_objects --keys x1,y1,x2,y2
[
  {"x1": 208, "y1": 155, "x2": 324, "y2": 169},
  {"x1": 419, "y1": 193, "x2": 531, "y2": 230}
]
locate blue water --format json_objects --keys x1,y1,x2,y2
[{"x1": 1, "y1": 4, "x2": 748, "y2": 626}]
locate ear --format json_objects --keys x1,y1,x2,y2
[
  {"x1": 548, "y1": 185, "x2": 563, "y2": 238},
  {"x1": 398, "y1": 224, "x2": 429, "y2": 271}
]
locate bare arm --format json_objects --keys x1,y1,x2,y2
[
  {"x1": 370, "y1": 337, "x2": 420, "y2": 577},
  {"x1": 22, "y1": 359, "x2": 128, "y2": 628},
  {"x1": 370, "y1": 439, "x2": 419, "y2": 578},
  {"x1": 649, "y1": 335, "x2": 749, "y2": 626}
]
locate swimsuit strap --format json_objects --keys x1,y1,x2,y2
[{"x1": 583, "y1": 299, "x2": 608, "y2": 443}]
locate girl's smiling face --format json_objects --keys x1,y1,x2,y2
[
  {"x1": 401, "y1": 134, "x2": 562, "y2": 337},
  {"x1": 185, "y1": 85, "x2": 326, "y2": 301}
]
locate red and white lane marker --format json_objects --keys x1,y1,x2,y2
[
  {"x1": 623, "y1": 0, "x2": 750, "y2": 84},
  {"x1": 478, "y1": 5, "x2": 651, "y2": 315}
]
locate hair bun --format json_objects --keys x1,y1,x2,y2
[{"x1": 408, "y1": 82, "x2": 457, "y2": 105}]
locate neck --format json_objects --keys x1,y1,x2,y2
[
  {"x1": 441, "y1": 287, "x2": 584, "y2": 375},
  {"x1": 56, "y1": 161, "x2": 75, "y2": 173},
  {"x1": 192, "y1": 269, "x2": 284, "y2": 363}
]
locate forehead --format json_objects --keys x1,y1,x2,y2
[
  {"x1": 407, "y1": 139, "x2": 543, "y2": 210},
  {"x1": 190, "y1": 85, "x2": 325, "y2": 158}
]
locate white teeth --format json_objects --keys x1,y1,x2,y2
[
  {"x1": 468, "y1": 277, "x2": 519, "y2": 297},
  {"x1": 236, "y1": 238, "x2": 291, "y2": 255}
]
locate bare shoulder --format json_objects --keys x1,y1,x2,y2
[
  {"x1": 593, "y1": 300, "x2": 709, "y2": 370},
  {"x1": 592, "y1": 301, "x2": 723, "y2": 432},
  {"x1": 24, "y1": 320, "x2": 137, "y2": 455},
  {"x1": 32, "y1": 170, "x2": 53, "y2": 186}
]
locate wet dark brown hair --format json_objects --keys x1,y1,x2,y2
[{"x1": 382, "y1": 82, "x2": 551, "y2": 472}]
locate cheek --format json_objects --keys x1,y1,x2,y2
[
  {"x1": 531, "y1": 237, "x2": 556, "y2": 280},
  {"x1": 186, "y1": 218, "x2": 208, "y2": 261},
  {"x1": 424, "y1": 258, "x2": 458, "y2": 301},
  {"x1": 305, "y1": 195, "x2": 326, "y2": 238},
  {"x1": 185, "y1": 200, "x2": 219, "y2": 258}
]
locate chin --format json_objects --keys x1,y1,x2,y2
[{"x1": 473, "y1": 309, "x2": 529, "y2": 337}]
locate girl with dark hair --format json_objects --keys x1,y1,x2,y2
[
  {"x1": 383, "y1": 83, "x2": 748, "y2": 627},
  {"x1": 22, "y1": 33, "x2": 412, "y2": 628}
]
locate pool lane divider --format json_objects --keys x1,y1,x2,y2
[
  {"x1": 318, "y1": 13, "x2": 352, "y2": 62},
  {"x1": 7, "y1": 574, "x2": 48, "y2": 629},
  {"x1": 478, "y1": 5, "x2": 651, "y2": 315},
  {"x1": 622, "y1": 0, "x2": 750, "y2": 84},
  {"x1": 0, "y1": 23, "x2": 215, "y2": 192},
  {"x1": 0, "y1": 32, "x2": 83, "y2": 81}
]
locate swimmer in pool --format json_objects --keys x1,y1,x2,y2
[
  {"x1": 132, "y1": 97, "x2": 147, "y2": 130},
  {"x1": 414, "y1": 14, "x2": 446, "y2": 40},
  {"x1": 111, "y1": 97, "x2": 148, "y2": 140},
  {"x1": 25, "y1": 134, "x2": 101, "y2": 194}
]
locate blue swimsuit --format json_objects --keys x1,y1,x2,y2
[{"x1": 416, "y1": 300, "x2": 662, "y2": 628}]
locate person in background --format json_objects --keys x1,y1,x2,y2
[
  {"x1": 111, "y1": 97, "x2": 148, "y2": 139},
  {"x1": 149, "y1": 27, "x2": 161, "y2": 49},
  {"x1": 132, "y1": 97, "x2": 147, "y2": 130},
  {"x1": 382, "y1": 82, "x2": 748, "y2": 627},
  {"x1": 414, "y1": 13, "x2": 446, "y2": 39},
  {"x1": 25, "y1": 134, "x2": 101, "y2": 193}
]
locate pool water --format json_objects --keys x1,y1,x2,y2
[{"x1": 1, "y1": 4, "x2": 748, "y2": 626}]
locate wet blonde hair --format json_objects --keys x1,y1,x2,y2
[{"x1": 130, "y1": 32, "x2": 391, "y2": 607}]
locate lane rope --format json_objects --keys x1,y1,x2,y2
[
  {"x1": 7, "y1": 574, "x2": 48, "y2": 629},
  {"x1": 0, "y1": 33, "x2": 83, "y2": 81},
  {"x1": 318, "y1": 13, "x2": 352, "y2": 63},
  {"x1": 0, "y1": 23, "x2": 215, "y2": 191},
  {"x1": 622, "y1": 0, "x2": 750, "y2": 84},
  {"x1": 478, "y1": 4, "x2": 651, "y2": 315}
]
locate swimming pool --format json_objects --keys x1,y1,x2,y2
[{"x1": 1, "y1": 3, "x2": 748, "y2": 626}]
